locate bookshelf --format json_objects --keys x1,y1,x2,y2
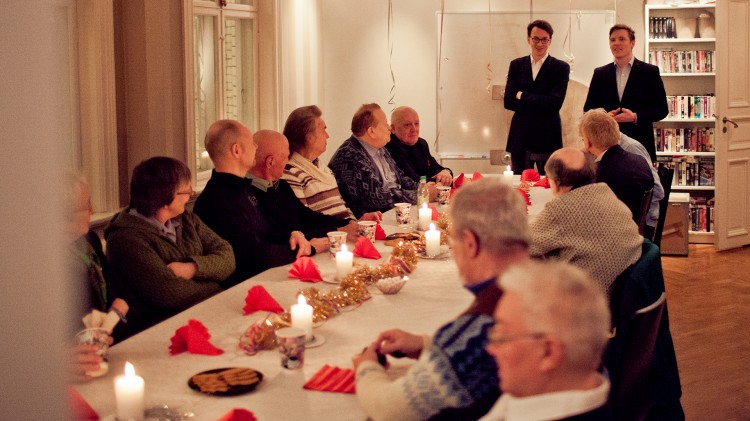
[{"x1": 646, "y1": 3, "x2": 716, "y2": 244}]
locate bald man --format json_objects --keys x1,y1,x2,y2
[
  {"x1": 529, "y1": 147, "x2": 642, "y2": 297},
  {"x1": 246, "y1": 130, "x2": 359, "y2": 254},
  {"x1": 385, "y1": 106, "x2": 452, "y2": 186},
  {"x1": 193, "y1": 121, "x2": 313, "y2": 286}
]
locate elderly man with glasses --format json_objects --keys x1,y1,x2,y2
[{"x1": 504, "y1": 19, "x2": 570, "y2": 175}]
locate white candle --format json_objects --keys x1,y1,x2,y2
[
  {"x1": 503, "y1": 165, "x2": 514, "y2": 185},
  {"x1": 425, "y1": 223, "x2": 441, "y2": 257},
  {"x1": 115, "y1": 362, "x2": 145, "y2": 421},
  {"x1": 200, "y1": 150, "x2": 210, "y2": 170},
  {"x1": 335, "y1": 244, "x2": 353, "y2": 280},
  {"x1": 418, "y1": 203, "x2": 432, "y2": 231},
  {"x1": 291, "y1": 295, "x2": 314, "y2": 341}
]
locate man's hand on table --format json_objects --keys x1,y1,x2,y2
[
  {"x1": 434, "y1": 169, "x2": 453, "y2": 187},
  {"x1": 359, "y1": 212, "x2": 383, "y2": 223},
  {"x1": 352, "y1": 341, "x2": 382, "y2": 371},
  {"x1": 341, "y1": 220, "x2": 360, "y2": 239},
  {"x1": 376, "y1": 329, "x2": 424, "y2": 359},
  {"x1": 309, "y1": 237, "x2": 329, "y2": 254},
  {"x1": 290, "y1": 231, "x2": 312, "y2": 257}
]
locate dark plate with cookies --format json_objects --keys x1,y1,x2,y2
[{"x1": 188, "y1": 367, "x2": 263, "y2": 396}]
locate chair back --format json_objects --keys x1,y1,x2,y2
[
  {"x1": 637, "y1": 188, "x2": 654, "y2": 235},
  {"x1": 652, "y1": 167, "x2": 675, "y2": 246}
]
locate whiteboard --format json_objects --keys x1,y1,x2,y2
[{"x1": 436, "y1": 10, "x2": 616, "y2": 158}]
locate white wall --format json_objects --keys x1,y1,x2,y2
[{"x1": 314, "y1": 0, "x2": 643, "y2": 168}]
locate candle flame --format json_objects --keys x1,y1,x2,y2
[
  {"x1": 341, "y1": 244, "x2": 348, "y2": 253},
  {"x1": 421, "y1": 202, "x2": 428, "y2": 209},
  {"x1": 506, "y1": 165, "x2": 511, "y2": 171},
  {"x1": 124, "y1": 361, "x2": 135, "y2": 377},
  {"x1": 429, "y1": 223, "x2": 436, "y2": 231},
  {"x1": 402, "y1": 276, "x2": 409, "y2": 281},
  {"x1": 297, "y1": 295, "x2": 307, "y2": 306}
]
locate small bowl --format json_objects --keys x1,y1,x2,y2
[{"x1": 375, "y1": 276, "x2": 408, "y2": 294}]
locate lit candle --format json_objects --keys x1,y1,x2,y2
[
  {"x1": 425, "y1": 223, "x2": 441, "y2": 257},
  {"x1": 200, "y1": 150, "x2": 210, "y2": 170},
  {"x1": 418, "y1": 203, "x2": 432, "y2": 231},
  {"x1": 115, "y1": 362, "x2": 145, "y2": 421},
  {"x1": 291, "y1": 295, "x2": 314, "y2": 341},
  {"x1": 335, "y1": 244, "x2": 353, "y2": 280},
  {"x1": 503, "y1": 165, "x2": 514, "y2": 185}
]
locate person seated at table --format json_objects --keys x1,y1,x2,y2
[
  {"x1": 281, "y1": 105, "x2": 382, "y2": 222},
  {"x1": 193, "y1": 120, "x2": 313, "y2": 285},
  {"x1": 480, "y1": 260, "x2": 612, "y2": 420},
  {"x1": 385, "y1": 106, "x2": 452, "y2": 186},
  {"x1": 329, "y1": 103, "x2": 419, "y2": 218},
  {"x1": 353, "y1": 178, "x2": 530, "y2": 421},
  {"x1": 580, "y1": 109, "x2": 654, "y2": 223},
  {"x1": 618, "y1": 131, "x2": 664, "y2": 241},
  {"x1": 529, "y1": 147, "x2": 641, "y2": 297},
  {"x1": 66, "y1": 173, "x2": 128, "y2": 380},
  {"x1": 247, "y1": 129, "x2": 359, "y2": 254},
  {"x1": 105, "y1": 157, "x2": 235, "y2": 335}
]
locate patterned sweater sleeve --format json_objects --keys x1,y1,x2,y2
[{"x1": 529, "y1": 201, "x2": 565, "y2": 258}]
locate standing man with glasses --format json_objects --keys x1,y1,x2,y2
[
  {"x1": 479, "y1": 260, "x2": 613, "y2": 420},
  {"x1": 584, "y1": 23, "x2": 668, "y2": 162},
  {"x1": 504, "y1": 19, "x2": 570, "y2": 174}
]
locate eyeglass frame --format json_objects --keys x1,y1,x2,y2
[
  {"x1": 487, "y1": 331, "x2": 547, "y2": 345},
  {"x1": 529, "y1": 36, "x2": 550, "y2": 45},
  {"x1": 175, "y1": 188, "x2": 194, "y2": 196}
]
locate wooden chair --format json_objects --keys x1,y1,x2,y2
[
  {"x1": 652, "y1": 167, "x2": 675, "y2": 247},
  {"x1": 637, "y1": 188, "x2": 654, "y2": 236}
]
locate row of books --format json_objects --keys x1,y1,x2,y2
[
  {"x1": 649, "y1": 49, "x2": 715, "y2": 73},
  {"x1": 689, "y1": 197, "x2": 715, "y2": 233},
  {"x1": 656, "y1": 156, "x2": 715, "y2": 187},
  {"x1": 666, "y1": 94, "x2": 715, "y2": 119},
  {"x1": 654, "y1": 127, "x2": 715, "y2": 152},
  {"x1": 649, "y1": 16, "x2": 677, "y2": 39}
]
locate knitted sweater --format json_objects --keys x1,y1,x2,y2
[
  {"x1": 529, "y1": 183, "x2": 642, "y2": 297},
  {"x1": 356, "y1": 282, "x2": 502, "y2": 421},
  {"x1": 104, "y1": 209, "x2": 234, "y2": 335},
  {"x1": 329, "y1": 136, "x2": 418, "y2": 218},
  {"x1": 281, "y1": 152, "x2": 355, "y2": 219}
]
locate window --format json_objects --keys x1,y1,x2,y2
[{"x1": 186, "y1": 0, "x2": 259, "y2": 183}]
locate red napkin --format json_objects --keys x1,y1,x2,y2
[
  {"x1": 453, "y1": 173, "x2": 465, "y2": 188},
  {"x1": 353, "y1": 236, "x2": 382, "y2": 259},
  {"x1": 68, "y1": 387, "x2": 99, "y2": 421},
  {"x1": 243, "y1": 285, "x2": 284, "y2": 315},
  {"x1": 517, "y1": 188, "x2": 531, "y2": 206},
  {"x1": 472, "y1": 172, "x2": 483, "y2": 181},
  {"x1": 288, "y1": 256, "x2": 323, "y2": 282},
  {"x1": 534, "y1": 177, "x2": 550, "y2": 188},
  {"x1": 169, "y1": 319, "x2": 224, "y2": 356},
  {"x1": 375, "y1": 223, "x2": 387, "y2": 240},
  {"x1": 521, "y1": 169, "x2": 540, "y2": 182},
  {"x1": 428, "y1": 204, "x2": 440, "y2": 220},
  {"x1": 217, "y1": 409, "x2": 257, "y2": 421},
  {"x1": 303, "y1": 365, "x2": 356, "y2": 394}
]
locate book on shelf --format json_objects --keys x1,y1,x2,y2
[
  {"x1": 698, "y1": 158, "x2": 715, "y2": 186},
  {"x1": 655, "y1": 156, "x2": 714, "y2": 187},
  {"x1": 649, "y1": 16, "x2": 676, "y2": 39},
  {"x1": 649, "y1": 48, "x2": 715, "y2": 73},
  {"x1": 654, "y1": 127, "x2": 715, "y2": 152},
  {"x1": 665, "y1": 94, "x2": 716, "y2": 119},
  {"x1": 689, "y1": 196, "x2": 715, "y2": 233}
]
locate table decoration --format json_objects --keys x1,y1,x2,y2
[
  {"x1": 288, "y1": 256, "x2": 324, "y2": 282},
  {"x1": 428, "y1": 204, "x2": 440, "y2": 220},
  {"x1": 239, "y1": 313, "x2": 290, "y2": 355},
  {"x1": 521, "y1": 168, "x2": 540, "y2": 182},
  {"x1": 472, "y1": 171, "x2": 484, "y2": 181},
  {"x1": 453, "y1": 173, "x2": 466, "y2": 188},
  {"x1": 534, "y1": 176, "x2": 550, "y2": 188},
  {"x1": 424, "y1": 224, "x2": 441, "y2": 257},
  {"x1": 115, "y1": 362, "x2": 144, "y2": 421},
  {"x1": 375, "y1": 276, "x2": 408, "y2": 294},
  {"x1": 503, "y1": 165, "x2": 514, "y2": 184},
  {"x1": 188, "y1": 367, "x2": 262, "y2": 396},
  {"x1": 374, "y1": 223, "x2": 387, "y2": 240},
  {"x1": 68, "y1": 387, "x2": 99, "y2": 421},
  {"x1": 418, "y1": 203, "x2": 432, "y2": 230},
  {"x1": 335, "y1": 244, "x2": 354, "y2": 278},
  {"x1": 243, "y1": 285, "x2": 284, "y2": 315},
  {"x1": 169, "y1": 319, "x2": 223, "y2": 356},
  {"x1": 217, "y1": 408, "x2": 257, "y2": 421},
  {"x1": 291, "y1": 295, "x2": 314, "y2": 341},
  {"x1": 303, "y1": 365, "x2": 356, "y2": 394},
  {"x1": 353, "y1": 236, "x2": 382, "y2": 259}
]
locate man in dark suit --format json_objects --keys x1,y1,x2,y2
[
  {"x1": 504, "y1": 19, "x2": 570, "y2": 175},
  {"x1": 583, "y1": 23, "x2": 668, "y2": 162},
  {"x1": 581, "y1": 109, "x2": 654, "y2": 223}
]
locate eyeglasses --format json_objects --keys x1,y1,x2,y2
[
  {"x1": 176, "y1": 189, "x2": 194, "y2": 196},
  {"x1": 530, "y1": 37, "x2": 550, "y2": 45},
  {"x1": 487, "y1": 332, "x2": 546, "y2": 345}
]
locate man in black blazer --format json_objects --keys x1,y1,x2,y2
[
  {"x1": 583, "y1": 23, "x2": 668, "y2": 162},
  {"x1": 581, "y1": 109, "x2": 654, "y2": 223},
  {"x1": 504, "y1": 19, "x2": 570, "y2": 174}
]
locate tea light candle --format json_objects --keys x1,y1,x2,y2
[
  {"x1": 336, "y1": 244, "x2": 353, "y2": 280},
  {"x1": 115, "y1": 362, "x2": 144, "y2": 421},
  {"x1": 291, "y1": 295, "x2": 314, "y2": 341},
  {"x1": 503, "y1": 165, "x2": 514, "y2": 185},
  {"x1": 200, "y1": 150, "x2": 210, "y2": 170},
  {"x1": 425, "y1": 223, "x2": 441, "y2": 257},
  {"x1": 418, "y1": 203, "x2": 432, "y2": 231}
]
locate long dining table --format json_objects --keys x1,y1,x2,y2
[{"x1": 74, "y1": 180, "x2": 552, "y2": 420}]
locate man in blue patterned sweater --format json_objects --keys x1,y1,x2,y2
[
  {"x1": 329, "y1": 103, "x2": 418, "y2": 218},
  {"x1": 353, "y1": 178, "x2": 530, "y2": 420}
]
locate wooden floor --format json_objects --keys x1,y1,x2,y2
[{"x1": 661, "y1": 244, "x2": 750, "y2": 420}]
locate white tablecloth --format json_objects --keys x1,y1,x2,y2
[{"x1": 74, "y1": 186, "x2": 552, "y2": 420}]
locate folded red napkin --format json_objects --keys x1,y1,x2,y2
[
  {"x1": 303, "y1": 365, "x2": 356, "y2": 394},
  {"x1": 68, "y1": 387, "x2": 99, "y2": 421},
  {"x1": 169, "y1": 319, "x2": 224, "y2": 356},
  {"x1": 375, "y1": 223, "x2": 387, "y2": 240},
  {"x1": 517, "y1": 188, "x2": 531, "y2": 206},
  {"x1": 353, "y1": 236, "x2": 382, "y2": 259},
  {"x1": 243, "y1": 285, "x2": 284, "y2": 315},
  {"x1": 453, "y1": 173, "x2": 465, "y2": 188},
  {"x1": 217, "y1": 409, "x2": 257, "y2": 421},
  {"x1": 428, "y1": 204, "x2": 440, "y2": 220},
  {"x1": 534, "y1": 177, "x2": 550, "y2": 188},
  {"x1": 288, "y1": 256, "x2": 323, "y2": 282},
  {"x1": 472, "y1": 172, "x2": 483, "y2": 181},
  {"x1": 521, "y1": 169, "x2": 540, "y2": 182}
]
